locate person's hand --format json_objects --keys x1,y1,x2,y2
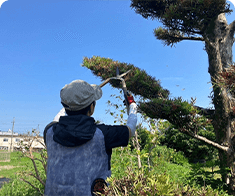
[{"x1": 124, "y1": 91, "x2": 135, "y2": 106}]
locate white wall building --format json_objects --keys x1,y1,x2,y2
[{"x1": 0, "y1": 130, "x2": 45, "y2": 152}]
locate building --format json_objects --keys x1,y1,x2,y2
[{"x1": 0, "y1": 129, "x2": 45, "y2": 152}]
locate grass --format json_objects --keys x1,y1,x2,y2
[
  {"x1": 0, "y1": 151, "x2": 41, "y2": 178},
  {"x1": 0, "y1": 149, "x2": 230, "y2": 196},
  {"x1": 0, "y1": 151, "x2": 27, "y2": 178},
  {"x1": 204, "y1": 166, "x2": 221, "y2": 179},
  {"x1": 0, "y1": 150, "x2": 46, "y2": 196},
  {"x1": 107, "y1": 147, "x2": 230, "y2": 195}
]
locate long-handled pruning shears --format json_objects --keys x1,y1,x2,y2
[
  {"x1": 116, "y1": 67, "x2": 130, "y2": 115},
  {"x1": 99, "y1": 67, "x2": 131, "y2": 115}
]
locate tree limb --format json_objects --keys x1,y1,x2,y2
[
  {"x1": 174, "y1": 35, "x2": 204, "y2": 42},
  {"x1": 189, "y1": 30, "x2": 203, "y2": 35},
  {"x1": 28, "y1": 172, "x2": 45, "y2": 187},
  {"x1": 154, "y1": 28, "x2": 204, "y2": 46},
  {"x1": 183, "y1": 129, "x2": 230, "y2": 152},
  {"x1": 29, "y1": 157, "x2": 44, "y2": 185},
  {"x1": 169, "y1": 25, "x2": 203, "y2": 36}
]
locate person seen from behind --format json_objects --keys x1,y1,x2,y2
[{"x1": 43, "y1": 80, "x2": 137, "y2": 196}]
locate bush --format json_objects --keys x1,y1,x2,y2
[
  {"x1": 151, "y1": 145, "x2": 189, "y2": 166},
  {"x1": 105, "y1": 144, "x2": 230, "y2": 196},
  {"x1": 101, "y1": 162, "x2": 230, "y2": 196}
]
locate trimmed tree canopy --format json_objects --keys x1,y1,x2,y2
[
  {"x1": 82, "y1": 56, "x2": 207, "y2": 135},
  {"x1": 82, "y1": 56, "x2": 169, "y2": 99}
]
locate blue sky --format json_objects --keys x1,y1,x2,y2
[{"x1": 0, "y1": 0, "x2": 234, "y2": 137}]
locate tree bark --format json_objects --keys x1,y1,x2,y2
[{"x1": 205, "y1": 13, "x2": 235, "y2": 194}]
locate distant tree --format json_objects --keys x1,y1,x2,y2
[{"x1": 82, "y1": 0, "x2": 235, "y2": 193}]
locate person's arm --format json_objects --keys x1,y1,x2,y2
[
  {"x1": 125, "y1": 93, "x2": 137, "y2": 139},
  {"x1": 127, "y1": 103, "x2": 137, "y2": 139}
]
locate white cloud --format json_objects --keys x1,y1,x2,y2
[
  {"x1": 0, "y1": 0, "x2": 8, "y2": 9},
  {"x1": 228, "y1": 0, "x2": 235, "y2": 7}
]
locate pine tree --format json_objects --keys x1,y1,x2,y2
[{"x1": 82, "y1": 0, "x2": 235, "y2": 194}]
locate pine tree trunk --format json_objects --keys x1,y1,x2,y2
[{"x1": 205, "y1": 13, "x2": 235, "y2": 194}]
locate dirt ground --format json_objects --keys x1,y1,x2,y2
[
  {"x1": 0, "y1": 165, "x2": 23, "y2": 174},
  {"x1": 0, "y1": 165, "x2": 22, "y2": 171},
  {"x1": 0, "y1": 177, "x2": 11, "y2": 190}
]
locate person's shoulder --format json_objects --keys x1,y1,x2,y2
[
  {"x1": 44, "y1": 121, "x2": 58, "y2": 131},
  {"x1": 43, "y1": 121, "x2": 58, "y2": 146}
]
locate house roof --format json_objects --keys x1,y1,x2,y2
[{"x1": 0, "y1": 130, "x2": 19, "y2": 136}]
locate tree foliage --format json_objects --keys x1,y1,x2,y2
[
  {"x1": 130, "y1": 0, "x2": 232, "y2": 46},
  {"x1": 82, "y1": 56, "x2": 169, "y2": 99},
  {"x1": 82, "y1": 56, "x2": 212, "y2": 138}
]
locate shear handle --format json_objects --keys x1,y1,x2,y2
[{"x1": 121, "y1": 79, "x2": 130, "y2": 115}]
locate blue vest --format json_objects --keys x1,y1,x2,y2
[{"x1": 44, "y1": 126, "x2": 111, "y2": 196}]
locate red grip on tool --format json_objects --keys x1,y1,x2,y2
[{"x1": 127, "y1": 95, "x2": 135, "y2": 105}]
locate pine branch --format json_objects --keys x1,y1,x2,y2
[
  {"x1": 139, "y1": 97, "x2": 198, "y2": 125},
  {"x1": 140, "y1": 99, "x2": 230, "y2": 152},
  {"x1": 183, "y1": 129, "x2": 229, "y2": 152},
  {"x1": 179, "y1": 36, "x2": 204, "y2": 41},
  {"x1": 166, "y1": 24, "x2": 203, "y2": 36},
  {"x1": 187, "y1": 29, "x2": 203, "y2": 35},
  {"x1": 82, "y1": 56, "x2": 170, "y2": 99},
  {"x1": 154, "y1": 28, "x2": 204, "y2": 46},
  {"x1": 132, "y1": 0, "x2": 232, "y2": 39}
]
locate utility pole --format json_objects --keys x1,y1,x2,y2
[
  {"x1": 37, "y1": 124, "x2": 40, "y2": 135},
  {"x1": 10, "y1": 117, "x2": 15, "y2": 152}
]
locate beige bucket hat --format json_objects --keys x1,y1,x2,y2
[{"x1": 60, "y1": 80, "x2": 102, "y2": 111}]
